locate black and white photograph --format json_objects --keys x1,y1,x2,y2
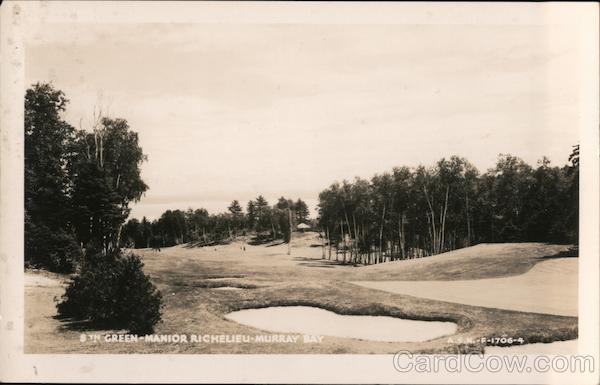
[{"x1": 0, "y1": 1, "x2": 598, "y2": 383}]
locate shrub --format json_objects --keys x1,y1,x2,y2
[{"x1": 57, "y1": 249, "x2": 163, "y2": 334}]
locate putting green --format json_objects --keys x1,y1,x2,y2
[{"x1": 352, "y1": 258, "x2": 577, "y2": 316}]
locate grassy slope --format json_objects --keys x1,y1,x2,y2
[
  {"x1": 353, "y1": 242, "x2": 575, "y2": 281},
  {"x1": 24, "y1": 235, "x2": 577, "y2": 354}
]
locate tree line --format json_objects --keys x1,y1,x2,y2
[
  {"x1": 121, "y1": 197, "x2": 311, "y2": 248},
  {"x1": 25, "y1": 82, "x2": 148, "y2": 271},
  {"x1": 123, "y1": 150, "x2": 579, "y2": 266},
  {"x1": 26, "y1": 82, "x2": 579, "y2": 273},
  {"x1": 26, "y1": 82, "x2": 162, "y2": 333},
  {"x1": 318, "y1": 153, "x2": 578, "y2": 265}
]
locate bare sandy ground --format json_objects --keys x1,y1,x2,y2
[
  {"x1": 25, "y1": 270, "x2": 69, "y2": 352},
  {"x1": 352, "y1": 258, "x2": 577, "y2": 316},
  {"x1": 25, "y1": 273, "x2": 65, "y2": 287}
]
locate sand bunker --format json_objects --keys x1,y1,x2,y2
[
  {"x1": 352, "y1": 258, "x2": 577, "y2": 316},
  {"x1": 225, "y1": 306, "x2": 457, "y2": 342},
  {"x1": 25, "y1": 273, "x2": 63, "y2": 288}
]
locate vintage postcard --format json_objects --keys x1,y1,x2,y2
[{"x1": 0, "y1": 1, "x2": 598, "y2": 383}]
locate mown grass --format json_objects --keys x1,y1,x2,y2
[
  {"x1": 170, "y1": 279, "x2": 258, "y2": 289},
  {"x1": 25, "y1": 239, "x2": 578, "y2": 354},
  {"x1": 355, "y1": 243, "x2": 576, "y2": 281}
]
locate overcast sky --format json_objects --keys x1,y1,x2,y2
[{"x1": 25, "y1": 23, "x2": 580, "y2": 220}]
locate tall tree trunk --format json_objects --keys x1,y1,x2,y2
[
  {"x1": 341, "y1": 220, "x2": 346, "y2": 264},
  {"x1": 327, "y1": 227, "x2": 332, "y2": 259},
  {"x1": 465, "y1": 190, "x2": 471, "y2": 246},
  {"x1": 271, "y1": 220, "x2": 276, "y2": 240},
  {"x1": 115, "y1": 223, "x2": 123, "y2": 251},
  {"x1": 423, "y1": 186, "x2": 438, "y2": 254},
  {"x1": 343, "y1": 211, "x2": 353, "y2": 263},
  {"x1": 398, "y1": 212, "x2": 405, "y2": 259},
  {"x1": 287, "y1": 208, "x2": 292, "y2": 255},
  {"x1": 352, "y1": 213, "x2": 359, "y2": 264},
  {"x1": 439, "y1": 206, "x2": 443, "y2": 253},
  {"x1": 321, "y1": 229, "x2": 326, "y2": 259},
  {"x1": 440, "y1": 185, "x2": 449, "y2": 253},
  {"x1": 379, "y1": 203, "x2": 386, "y2": 264},
  {"x1": 426, "y1": 212, "x2": 434, "y2": 255}
]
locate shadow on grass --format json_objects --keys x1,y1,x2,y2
[
  {"x1": 484, "y1": 325, "x2": 578, "y2": 346},
  {"x1": 293, "y1": 256, "x2": 360, "y2": 268},
  {"x1": 297, "y1": 263, "x2": 336, "y2": 268},
  {"x1": 154, "y1": 269, "x2": 249, "y2": 287},
  {"x1": 53, "y1": 314, "x2": 124, "y2": 333},
  {"x1": 538, "y1": 245, "x2": 578, "y2": 260},
  {"x1": 170, "y1": 279, "x2": 258, "y2": 289},
  {"x1": 183, "y1": 239, "x2": 232, "y2": 249},
  {"x1": 247, "y1": 233, "x2": 292, "y2": 246},
  {"x1": 202, "y1": 274, "x2": 246, "y2": 279},
  {"x1": 266, "y1": 241, "x2": 286, "y2": 248}
]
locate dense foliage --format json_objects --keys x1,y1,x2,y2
[
  {"x1": 120, "y1": 196, "x2": 312, "y2": 248},
  {"x1": 25, "y1": 83, "x2": 148, "y2": 269},
  {"x1": 25, "y1": 83, "x2": 81, "y2": 272},
  {"x1": 57, "y1": 250, "x2": 162, "y2": 334},
  {"x1": 25, "y1": 83, "x2": 162, "y2": 332},
  {"x1": 122, "y1": 152, "x2": 578, "y2": 266},
  {"x1": 317, "y1": 154, "x2": 578, "y2": 264}
]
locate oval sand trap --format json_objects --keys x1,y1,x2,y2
[
  {"x1": 225, "y1": 306, "x2": 457, "y2": 342},
  {"x1": 352, "y1": 258, "x2": 577, "y2": 316}
]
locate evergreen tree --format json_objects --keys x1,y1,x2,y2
[
  {"x1": 228, "y1": 200, "x2": 244, "y2": 236},
  {"x1": 246, "y1": 200, "x2": 257, "y2": 231},
  {"x1": 294, "y1": 199, "x2": 310, "y2": 224},
  {"x1": 254, "y1": 195, "x2": 270, "y2": 232}
]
